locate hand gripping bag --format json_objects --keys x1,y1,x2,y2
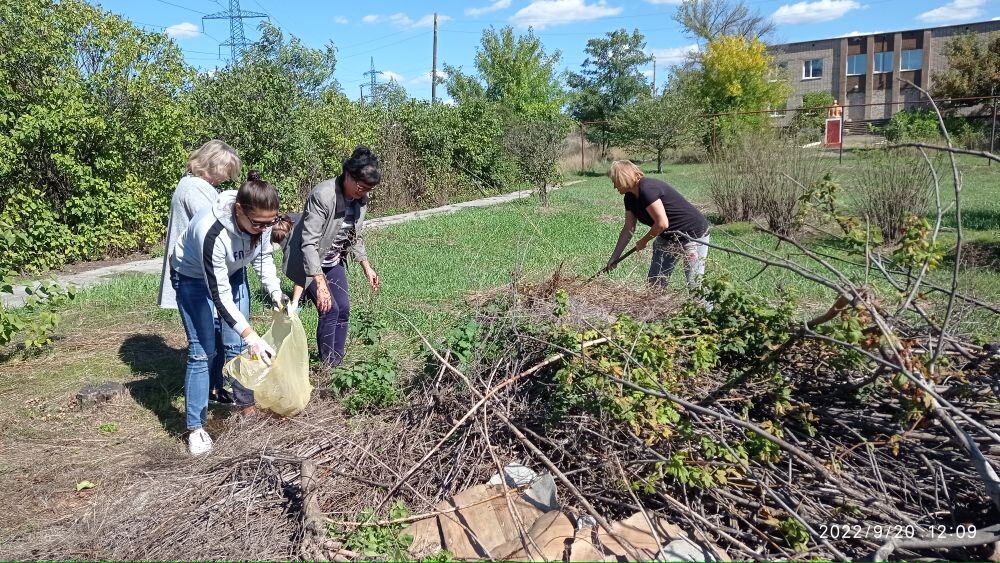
[{"x1": 225, "y1": 310, "x2": 313, "y2": 416}]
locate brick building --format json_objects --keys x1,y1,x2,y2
[{"x1": 768, "y1": 19, "x2": 1000, "y2": 126}]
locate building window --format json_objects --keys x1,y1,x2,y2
[
  {"x1": 846, "y1": 54, "x2": 867, "y2": 76},
  {"x1": 901, "y1": 49, "x2": 922, "y2": 71},
  {"x1": 874, "y1": 51, "x2": 893, "y2": 73},
  {"x1": 803, "y1": 58, "x2": 823, "y2": 79}
]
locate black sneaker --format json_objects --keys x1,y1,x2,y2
[{"x1": 209, "y1": 388, "x2": 235, "y2": 405}]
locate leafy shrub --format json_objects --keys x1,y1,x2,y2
[
  {"x1": 329, "y1": 312, "x2": 401, "y2": 414},
  {"x1": 883, "y1": 108, "x2": 940, "y2": 142},
  {"x1": 0, "y1": 0, "x2": 190, "y2": 273},
  {"x1": 0, "y1": 222, "x2": 75, "y2": 348},
  {"x1": 546, "y1": 278, "x2": 795, "y2": 488}
]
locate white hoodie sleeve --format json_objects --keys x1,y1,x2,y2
[
  {"x1": 201, "y1": 221, "x2": 252, "y2": 336},
  {"x1": 252, "y1": 229, "x2": 282, "y2": 299}
]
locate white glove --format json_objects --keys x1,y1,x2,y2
[
  {"x1": 244, "y1": 332, "x2": 275, "y2": 366},
  {"x1": 270, "y1": 290, "x2": 290, "y2": 311},
  {"x1": 287, "y1": 298, "x2": 299, "y2": 317}
]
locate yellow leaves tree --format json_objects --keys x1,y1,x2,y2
[{"x1": 697, "y1": 35, "x2": 790, "y2": 143}]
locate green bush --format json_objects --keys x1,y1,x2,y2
[
  {"x1": 883, "y1": 108, "x2": 941, "y2": 142},
  {"x1": 0, "y1": 0, "x2": 190, "y2": 273},
  {"x1": 790, "y1": 91, "x2": 835, "y2": 137}
]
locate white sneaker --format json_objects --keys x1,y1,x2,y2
[{"x1": 188, "y1": 428, "x2": 213, "y2": 455}]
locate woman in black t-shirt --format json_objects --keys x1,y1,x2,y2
[{"x1": 605, "y1": 160, "x2": 710, "y2": 288}]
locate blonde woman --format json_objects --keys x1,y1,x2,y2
[
  {"x1": 605, "y1": 160, "x2": 709, "y2": 289},
  {"x1": 157, "y1": 140, "x2": 242, "y2": 404}
]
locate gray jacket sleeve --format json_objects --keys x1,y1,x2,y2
[
  {"x1": 349, "y1": 204, "x2": 368, "y2": 263},
  {"x1": 300, "y1": 189, "x2": 332, "y2": 278}
]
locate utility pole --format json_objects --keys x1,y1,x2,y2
[
  {"x1": 651, "y1": 56, "x2": 656, "y2": 96},
  {"x1": 431, "y1": 13, "x2": 438, "y2": 104},
  {"x1": 203, "y1": 0, "x2": 268, "y2": 61}
]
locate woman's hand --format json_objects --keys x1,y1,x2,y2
[
  {"x1": 314, "y1": 280, "x2": 333, "y2": 314},
  {"x1": 362, "y1": 264, "x2": 380, "y2": 292},
  {"x1": 635, "y1": 238, "x2": 649, "y2": 251}
]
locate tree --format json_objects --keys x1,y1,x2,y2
[
  {"x1": 504, "y1": 113, "x2": 572, "y2": 205},
  {"x1": 614, "y1": 84, "x2": 703, "y2": 173},
  {"x1": 190, "y1": 22, "x2": 340, "y2": 202},
  {"x1": 567, "y1": 29, "x2": 651, "y2": 156},
  {"x1": 696, "y1": 35, "x2": 789, "y2": 146},
  {"x1": 932, "y1": 32, "x2": 1000, "y2": 109},
  {"x1": 444, "y1": 26, "x2": 563, "y2": 116},
  {"x1": 674, "y1": 0, "x2": 775, "y2": 42}
]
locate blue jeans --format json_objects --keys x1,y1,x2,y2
[
  {"x1": 306, "y1": 263, "x2": 350, "y2": 367},
  {"x1": 174, "y1": 270, "x2": 249, "y2": 430}
]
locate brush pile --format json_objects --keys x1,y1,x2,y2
[{"x1": 9, "y1": 269, "x2": 999, "y2": 562}]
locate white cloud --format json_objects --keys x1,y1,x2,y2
[
  {"x1": 334, "y1": 16, "x2": 349, "y2": 25},
  {"x1": 362, "y1": 12, "x2": 450, "y2": 29},
  {"x1": 839, "y1": 30, "x2": 880, "y2": 36},
  {"x1": 772, "y1": 0, "x2": 860, "y2": 24},
  {"x1": 644, "y1": 0, "x2": 684, "y2": 4},
  {"x1": 917, "y1": 0, "x2": 985, "y2": 22},
  {"x1": 993, "y1": 16, "x2": 1000, "y2": 20},
  {"x1": 649, "y1": 44, "x2": 700, "y2": 66},
  {"x1": 510, "y1": 0, "x2": 623, "y2": 29},
  {"x1": 410, "y1": 70, "x2": 449, "y2": 85},
  {"x1": 382, "y1": 70, "x2": 405, "y2": 82},
  {"x1": 165, "y1": 22, "x2": 200, "y2": 39},
  {"x1": 466, "y1": 0, "x2": 512, "y2": 16}
]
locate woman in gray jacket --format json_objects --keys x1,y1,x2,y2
[
  {"x1": 283, "y1": 146, "x2": 381, "y2": 367},
  {"x1": 157, "y1": 140, "x2": 242, "y2": 405}
]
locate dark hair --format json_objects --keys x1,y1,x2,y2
[
  {"x1": 343, "y1": 145, "x2": 381, "y2": 186},
  {"x1": 270, "y1": 213, "x2": 296, "y2": 246},
  {"x1": 236, "y1": 170, "x2": 279, "y2": 212}
]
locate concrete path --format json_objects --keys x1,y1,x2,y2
[{"x1": 3, "y1": 182, "x2": 580, "y2": 308}]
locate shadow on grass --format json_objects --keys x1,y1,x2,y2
[
  {"x1": 119, "y1": 334, "x2": 187, "y2": 436},
  {"x1": 941, "y1": 209, "x2": 1000, "y2": 232}
]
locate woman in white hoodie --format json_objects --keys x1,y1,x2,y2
[
  {"x1": 171, "y1": 171, "x2": 288, "y2": 455},
  {"x1": 158, "y1": 140, "x2": 242, "y2": 405}
]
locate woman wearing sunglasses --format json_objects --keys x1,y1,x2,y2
[
  {"x1": 170, "y1": 171, "x2": 289, "y2": 455},
  {"x1": 283, "y1": 145, "x2": 381, "y2": 368}
]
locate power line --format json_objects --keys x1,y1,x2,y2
[
  {"x1": 338, "y1": 31, "x2": 433, "y2": 60},
  {"x1": 150, "y1": 0, "x2": 206, "y2": 15}
]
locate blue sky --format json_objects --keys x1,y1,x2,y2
[{"x1": 95, "y1": 0, "x2": 999, "y2": 100}]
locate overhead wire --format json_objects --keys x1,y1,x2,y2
[{"x1": 149, "y1": 0, "x2": 206, "y2": 15}]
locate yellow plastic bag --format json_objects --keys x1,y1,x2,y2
[{"x1": 224, "y1": 310, "x2": 312, "y2": 417}]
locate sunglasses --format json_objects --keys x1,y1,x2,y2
[
  {"x1": 239, "y1": 209, "x2": 280, "y2": 229},
  {"x1": 247, "y1": 216, "x2": 280, "y2": 228}
]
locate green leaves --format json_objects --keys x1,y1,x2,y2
[{"x1": 0, "y1": 0, "x2": 189, "y2": 274}]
